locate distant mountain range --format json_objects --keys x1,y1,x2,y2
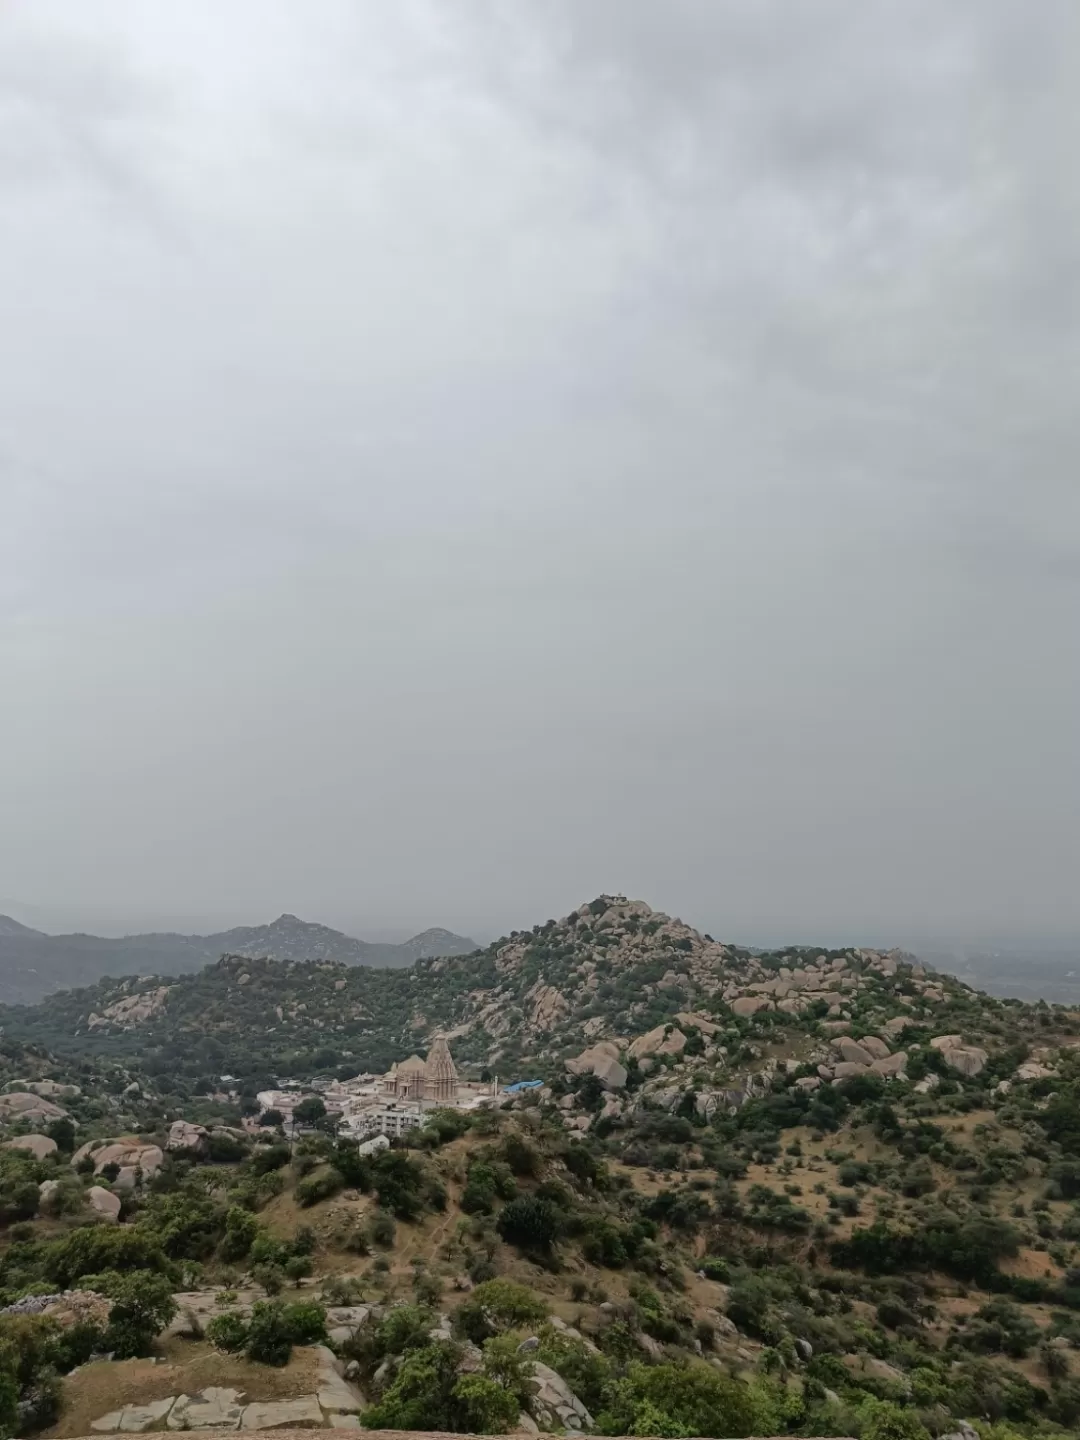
[{"x1": 0, "y1": 912, "x2": 478, "y2": 1006}]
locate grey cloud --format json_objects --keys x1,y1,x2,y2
[{"x1": 0, "y1": 2, "x2": 1077, "y2": 945}]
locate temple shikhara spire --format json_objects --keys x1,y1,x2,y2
[
  {"x1": 423, "y1": 1035, "x2": 458, "y2": 1104},
  {"x1": 380, "y1": 1037, "x2": 460, "y2": 1104}
]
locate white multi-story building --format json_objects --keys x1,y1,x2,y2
[{"x1": 342, "y1": 1102, "x2": 424, "y2": 1139}]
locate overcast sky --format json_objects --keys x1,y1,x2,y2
[{"x1": 2, "y1": 1, "x2": 1078, "y2": 946}]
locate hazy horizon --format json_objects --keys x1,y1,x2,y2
[
  {"x1": 3, "y1": 3, "x2": 1078, "y2": 951},
  {"x1": 5, "y1": 893, "x2": 1080, "y2": 962}
]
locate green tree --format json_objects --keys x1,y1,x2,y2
[
  {"x1": 102, "y1": 1272, "x2": 178, "y2": 1359},
  {"x1": 452, "y1": 1280, "x2": 549, "y2": 1343},
  {"x1": 292, "y1": 1096, "x2": 326, "y2": 1128},
  {"x1": 858, "y1": 1397, "x2": 931, "y2": 1440},
  {"x1": 220, "y1": 1205, "x2": 259, "y2": 1261},
  {"x1": 453, "y1": 1373, "x2": 521, "y2": 1433},
  {"x1": 45, "y1": 1118, "x2": 76, "y2": 1154},
  {"x1": 496, "y1": 1194, "x2": 561, "y2": 1252},
  {"x1": 594, "y1": 1360, "x2": 761, "y2": 1438}
]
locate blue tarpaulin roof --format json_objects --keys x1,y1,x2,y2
[{"x1": 502, "y1": 1079, "x2": 544, "y2": 1093}]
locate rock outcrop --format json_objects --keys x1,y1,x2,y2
[
  {"x1": 0, "y1": 1092, "x2": 68, "y2": 1122},
  {"x1": 87, "y1": 1186, "x2": 121, "y2": 1220},
  {"x1": 565, "y1": 1041, "x2": 627, "y2": 1090},
  {"x1": 73, "y1": 1138, "x2": 165, "y2": 1187},
  {"x1": 87, "y1": 986, "x2": 171, "y2": 1029},
  {"x1": 930, "y1": 1034, "x2": 988, "y2": 1076},
  {"x1": 167, "y1": 1120, "x2": 208, "y2": 1153},
  {"x1": 527, "y1": 1359, "x2": 594, "y2": 1432},
  {"x1": 1, "y1": 1133, "x2": 57, "y2": 1159},
  {"x1": 628, "y1": 1025, "x2": 687, "y2": 1060}
]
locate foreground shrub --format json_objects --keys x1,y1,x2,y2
[{"x1": 453, "y1": 1280, "x2": 549, "y2": 1343}]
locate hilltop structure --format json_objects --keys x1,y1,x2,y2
[
  {"x1": 257, "y1": 1036, "x2": 494, "y2": 1141},
  {"x1": 381, "y1": 1035, "x2": 458, "y2": 1104}
]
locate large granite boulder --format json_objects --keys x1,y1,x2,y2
[
  {"x1": 930, "y1": 1034, "x2": 988, "y2": 1077},
  {"x1": 87, "y1": 1186, "x2": 121, "y2": 1221},
  {"x1": 72, "y1": 1138, "x2": 164, "y2": 1182},
  {"x1": 833, "y1": 1037, "x2": 875, "y2": 1066},
  {"x1": 527, "y1": 1360, "x2": 594, "y2": 1432},
  {"x1": 871, "y1": 1051, "x2": 908, "y2": 1079},
  {"x1": 628, "y1": 1025, "x2": 686, "y2": 1060},
  {"x1": 731, "y1": 996, "x2": 772, "y2": 1017},
  {"x1": 0, "y1": 1092, "x2": 67, "y2": 1122},
  {"x1": 167, "y1": 1120, "x2": 208, "y2": 1154},
  {"x1": 2, "y1": 1134, "x2": 57, "y2": 1160},
  {"x1": 565, "y1": 1041, "x2": 627, "y2": 1090},
  {"x1": 860, "y1": 1035, "x2": 892, "y2": 1060}
]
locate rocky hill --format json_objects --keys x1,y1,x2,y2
[
  {"x1": 0, "y1": 893, "x2": 1062, "y2": 1099},
  {"x1": 0, "y1": 913, "x2": 477, "y2": 1006},
  {"x1": 3, "y1": 895, "x2": 1080, "y2": 1439}
]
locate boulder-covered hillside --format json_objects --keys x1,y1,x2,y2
[
  {"x1": 0, "y1": 894, "x2": 1063, "y2": 1100},
  {"x1": 4, "y1": 896, "x2": 1080, "y2": 1440}
]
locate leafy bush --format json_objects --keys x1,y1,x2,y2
[
  {"x1": 594, "y1": 1359, "x2": 764, "y2": 1437},
  {"x1": 371, "y1": 1152, "x2": 429, "y2": 1221},
  {"x1": 362, "y1": 1339, "x2": 522, "y2": 1434},
  {"x1": 219, "y1": 1205, "x2": 259, "y2": 1261},
  {"x1": 206, "y1": 1311, "x2": 248, "y2": 1353},
  {"x1": 295, "y1": 1166, "x2": 345, "y2": 1207},
  {"x1": 453, "y1": 1280, "x2": 549, "y2": 1343},
  {"x1": 496, "y1": 1194, "x2": 562, "y2": 1253}
]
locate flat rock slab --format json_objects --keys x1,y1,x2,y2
[
  {"x1": 92, "y1": 1398, "x2": 177, "y2": 1433},
  {"x1": 76, "y1": 1430, "x2": 854, "y2": 1440},
  {"x1": 240, "y1": 1396, "x2": 325, "y2": 1430},
  {"x1": 168, "y1": 1387, "x2": 245, "y2": 1430}
]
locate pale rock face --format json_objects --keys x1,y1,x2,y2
[
  {"x1": 38, "y1": 1178, "x2": 61, "y2": 1206},
  {"x1": 528, "y1": 1360, "x2": 595, "y2": 1432},
  {"x1": 527, "y1": 982, "x2": 568, "y2": 1032},
  {"x1": 930, "y1": 1034, "x2": 989, "y2": 1076},
  {"x1": 1016, "y1": 1062, "x2": 1055, "y2": 1082},
  {"x1": 0, "y1": 1092, "x2": 68, "y2": 1122},
  {"x1": 73, "y1": 1139, "x2": 164, "y2": 1179},
  {"x1": 92, "y1": 1398, "x2": 177, "y2": 1432},
  {"x1": 795, "y1": 1076, "x2": 821, "y2": 1091},
  {"x1": 834, "y1": 1037, "x2": 875, "y2": 1066},
  {"x1": 26, "y1": 1079, "x2": 82, "y2": 1099},
  {"x1": 731, "y1": 995, "x2": 772, "y2": 1018},
  {"x1": 167, "y1": 1388, "x2": 244, "y2": 1430},
  {"x1": 860, "y1": 1035, "x2": 892, "y2": 1060},
  {"x1": 833, "y1": 1060, "x2": 871, "y2": 1079},
  {"x1": 314, "y1": 1344, "x2": 364, "y2": 1416},
  {"x1": 565, "y1": 1041, "x2": 627, "y2": 1090},
  {"x1": 168, "y1": 1120, "x2": 208, "y2": 1153},
  {"x1": 2, "y1": 1134, "x2": 58, "y2": 1159},
  {"x1": 87, "y1": 986, "x2": 170, "y2": 1029},
  {"x1": 87, "y1": 1186, "x2": 121, "y2": 1220},
  {"x1": 884, "y1": 1015, "x2": 912, "y2": 1035},
  {"x1": 871, "y1": 1051, "x2": 908, "y2": 1079},
  {"x1": 628, "y1": 1024, "x2": 687, "y2": 1060},
  {"x1": 240, "y1": 1397, "x2": 325, "y2": 1430},
  {"x1": 674, "y1": 1010, "x2": 721, "y2": 1035}
]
